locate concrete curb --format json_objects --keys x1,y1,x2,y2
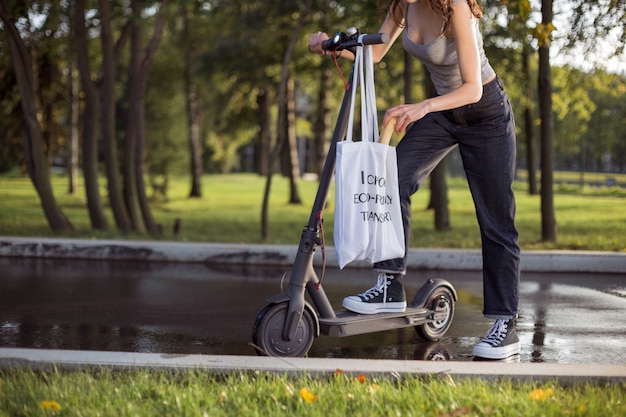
[
  {"x1": 1, "y1": 236, "x2": 625, "y2": 273},
  {"x1": 1, "y1": 348, "x2": 625, "y2": 383}
]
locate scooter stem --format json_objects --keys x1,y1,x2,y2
[{"x1": 282, "y1": 61, "x2": 359, "y2": 341}]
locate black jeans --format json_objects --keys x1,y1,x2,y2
[{"x1": 374, "y1": 76, "x2": 521, "y2": 319}]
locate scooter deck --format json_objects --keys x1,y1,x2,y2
[{"x1": 318, "y1": 305, "x2": 432, "y2": 337}]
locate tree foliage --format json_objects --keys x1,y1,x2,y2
[
  {"x1": 567, "y1": 0, "x2": 626, "y2": 61},
  {"x1": 0, "y1": 0, "x2": 624, "y2": 237}
]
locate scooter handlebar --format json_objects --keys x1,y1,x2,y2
[{"x1": 322, "y1": 29, "x2": 389, "y2": 52}]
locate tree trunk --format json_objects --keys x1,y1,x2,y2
[
  {"x1": 522, "y1": 44, "x2": 538, "y2": 195},
  {"x1": 261, "y1": 0, "x2": 311, "y2": 240},
  {"x1": 124, "y1": 4, "x2": 146, "y2": 233},
  {"x1": 126, "y1": 0, "x2": 169, "y2": 236},
  {"x1": 312, "y1": 11, "x2": 331, "y2": 179},
  {"x1": 40, "y1": 53, "x2": 55, "y2": 167},
  {"x1": 286, "y1": 77, "x2": 302, "y2": 204},
  {"x1": 255, "y1": 88, "x2": 271, "y2": 176},
  {"x1": 67, "y1": 61, "x2": 79, "y2": 195},
  {"x1": 74, "y1": 0, "x2": 109, "y2": 231},
  {"x1": 134, "y1": 89, "x2": 159, "y2": 235},
  {"x1": 125, "y1": 0, "x2": 170, "y2": 236},
  {"x1": 420, "y1": 64, "x2": 450, "y2": 231},
  {"x1": 186, "y1": 82, "x2": 203, "y2": 197},
  {"x1": 403, "y1": 51, "x2": 413, "y2": 103},
  {"x1": 0, "y1": 5, "x2": 73, "y2": 232},
  {"x1": 183, "y1": 7, "x2": 203, "y2": 198},
  {"x1": 99, "y1": 0, "x2": 132, "y2": 233},
  {"x1": 313, "y1": 67, "x2": 331, "y2": 177},
  {"x1": 429, "y1": 160, "x2": 450, "y2": 231},
  {"x1": 539, "y1": 0, "x2": 557, "y2": 242}
]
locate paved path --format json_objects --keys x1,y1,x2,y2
[{"x1": 1, "y1": 236, "x2": 625, "y2": 273}]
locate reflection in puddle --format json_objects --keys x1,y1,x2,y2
[
  {"x1": 1, "y1": 258, "x2": 624, "y2": 364},
  {"x1": 0, "y1": 320, "x2": 230, "y2": 355}
]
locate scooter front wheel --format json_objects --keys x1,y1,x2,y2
[
  {"x1": 252, "y1": 303, "x2": 316, "y2": 357},
  {"x1": 415, "y1": 286, "x2": 455, "y2": 341}
]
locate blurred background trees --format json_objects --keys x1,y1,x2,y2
[{"x1": 1, "y1": 0, "x2": 624, "y2": 240}]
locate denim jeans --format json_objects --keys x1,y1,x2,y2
[{"x1": 374, "y1": 76, "x2": 521, "y2": 319}]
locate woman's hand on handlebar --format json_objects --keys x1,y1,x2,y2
[{"x1": 309, "y1": 32, "x2": 330, "y2": 55}]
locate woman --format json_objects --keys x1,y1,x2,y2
[{"x1": 309, "y1": 0, "x2": 521, "y2": 360}]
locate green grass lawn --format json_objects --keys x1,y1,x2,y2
[
  {"x1": 1, "y1": 173, "x2": 625, "y2": 251},
  {"x1": 1, "y1": 368, "x2": 624, "y2": 417}
]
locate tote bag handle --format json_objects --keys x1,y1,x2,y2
[{"x1": 346, "y1": 38, "x2": 379, "y2": 143}]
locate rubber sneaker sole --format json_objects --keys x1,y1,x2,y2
[
  {"x1": 342, "y1": 296, "x2": 407, "y2": 315},
  {"x1": 472, "y1": 341, "x2": 521, "y2": 360}
]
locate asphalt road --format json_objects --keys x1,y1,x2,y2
[{"x1": 1, "y1": 257, "x2": 624, "y2": 364}]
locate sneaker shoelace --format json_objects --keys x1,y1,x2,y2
[
  {"x1": 359, "y1": 274, "x2": 390, "y2": 301},
  {"x1": 481, "y1": 319, "x2": 508, "y2": 346}
]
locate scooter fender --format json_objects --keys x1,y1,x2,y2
[
  {"x1": 265, "y1": 293, "x2": 290, "y2": 304},
  {"x1": 264, "y1": 294, "x2": 320, "y2": 338},
  {"x1": 410, "y1": 278, "x2": 457, "y2": 307}
]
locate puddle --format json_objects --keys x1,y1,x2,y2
[{"x1": 1, "y1": 258, "x2": 624, "y2": 364}]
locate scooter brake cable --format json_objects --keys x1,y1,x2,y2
[{"x1": 330, "y1": 47, "x2": 349, "y2": 90}]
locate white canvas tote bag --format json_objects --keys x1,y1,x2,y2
[{"x1": 334, "y1": 41, "x2": 405, "y2": 269}]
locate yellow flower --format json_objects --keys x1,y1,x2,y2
[
  {"x1": 219, "y1": 391, "x2": 228, "y2": 403},
  {"x1": 40, "y1": 400, "x2": 61, "y2": 411},
  {"x1": 367, "y1": 383, "x2": 381, "y2": 394},
  {"x1": 300, "y1": 387, "x2": 319, "y2": 403},
  {"x1": 357, "y1": 374, "x2": 367, "y2": 384},
  {"x1": 529, "y1": 387, "x2": 554, "y2": 401}
]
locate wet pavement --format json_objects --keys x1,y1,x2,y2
[{"x1": 1, "y1": 257, "x2": 624, "y2": 364}]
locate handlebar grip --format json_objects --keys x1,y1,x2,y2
[
  {"x1": 321, "y1": 39, "x2": 334, "y2": 51},
  {"x1": 361, "y1": 33, "x2": 389, "y2": 46}
]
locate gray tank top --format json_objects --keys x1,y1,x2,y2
[{"x1": 402, "y1": 1, "x2": 495, "y2": 95}]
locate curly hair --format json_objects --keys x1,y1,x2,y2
[{"x1": 384, "y1": 0, "x2": 483, "y2": 37}]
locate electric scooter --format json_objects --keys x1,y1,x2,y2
[{"x1": 252, "y1": 28, "x2": 457, "y2": 357}]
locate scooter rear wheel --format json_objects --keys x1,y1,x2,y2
[
  {"x1": 415, "y1": 287, "x2": 455, "y2": 341},
  {"x1": 252, "y1": 303, "x2": 316, "y2": 357}
]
